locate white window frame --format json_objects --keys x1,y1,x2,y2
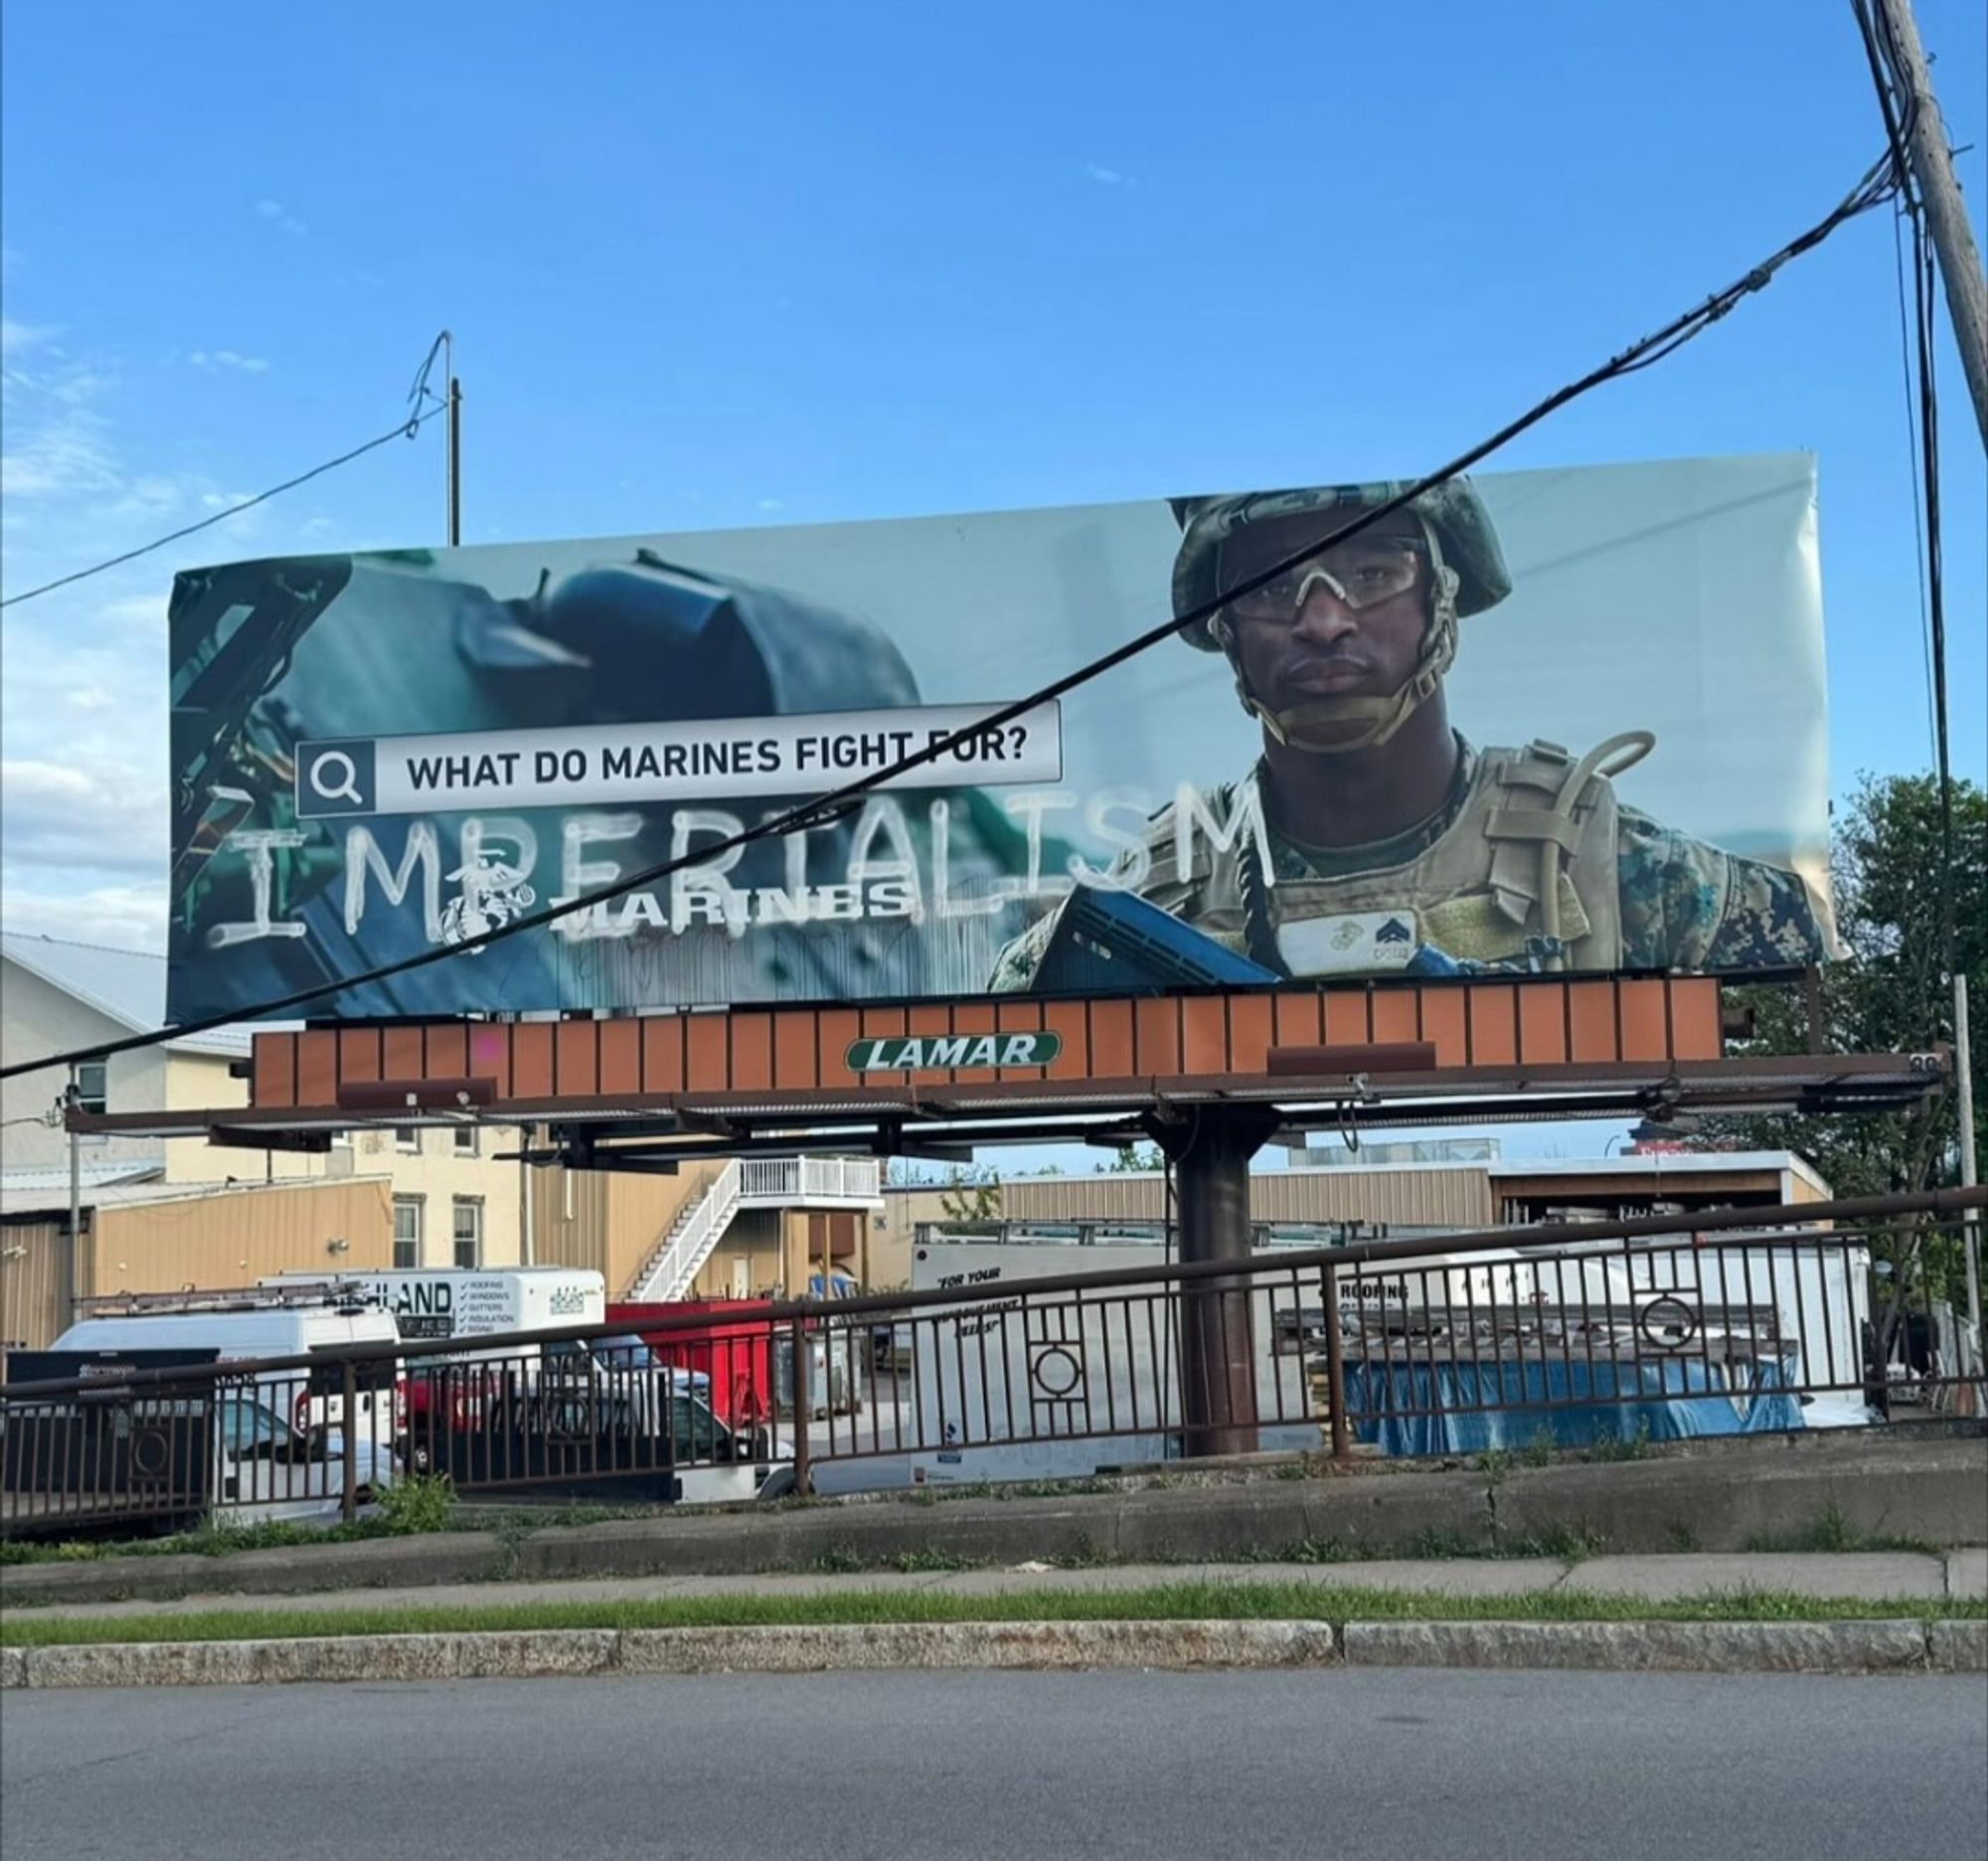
[
  {"x1": 393, "y1": 1196, "x2": 423, "y2": 1269},
  {"x1": 452, "y1": 1124, "x2": 478, "y2": 1157},
  {"x1": 71, "y1": 1062, "x2": 109, "y2": 1146},
  {"x1": 451, "y1": 1197, "x2": 482, "y2": 1270},
  {"x1": 395, "y1": 1126, "x2": 421, "y2": 1154}
]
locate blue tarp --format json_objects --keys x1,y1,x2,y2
[{"x1": 1345, "y1": 1356, "x2": 1804, "y2": 1457}]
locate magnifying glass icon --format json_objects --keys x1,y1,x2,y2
[{"x1": 307, "y1": 751, "x2": 364, "y2": 807}]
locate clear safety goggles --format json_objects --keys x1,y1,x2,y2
[{"x1": 1219, "y1": 533, "x2": 1426, "y2": 623}]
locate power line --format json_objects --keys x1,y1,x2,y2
[
  {"x1": 0, "y1": 396, "x2": 446, "y2": 612},
  {"x1": 1891, "y1": 199, "x2": 1939, "y2": 766},
  {"x1": 1855, "y1": 0, "x2": 1959, "y2": 987},
  {"x1": 0, "y1": 148, "x2": 1902, "y2": 1086}
]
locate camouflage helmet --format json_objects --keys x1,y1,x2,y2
[{"x1": 1169, "y1": 477, "x2": 1512, "y2": 650}]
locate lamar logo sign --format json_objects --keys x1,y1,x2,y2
[{"x1": 846, "y1": 1032, "x2": 1062, "y2": 1073}]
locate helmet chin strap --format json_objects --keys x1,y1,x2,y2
[{"x1": 1219, "y1": 518, "x2": 1462, "y2": 756}]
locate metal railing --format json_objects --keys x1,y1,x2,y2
[
  {"x1": 740, "y1": 1156, "x2": 883, "y2": 1203},
  {"x1": 629, "y1": 1160, "x2": 744, "y2": 1302},
  {"x1": 4, "y1": 1188, "x2": 1980, "y2": 1541},
  {"x1": 628, "y1": 1155, "x2": 885, "y2": 1303}
]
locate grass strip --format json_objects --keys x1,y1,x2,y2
[{"x1": 4, "y1": 1584, "x2": 1982, "y2": 1648}]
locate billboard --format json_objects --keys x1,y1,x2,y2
[{"x1": 165, "y1": 452, "x2": 1833, "y2": 1023}]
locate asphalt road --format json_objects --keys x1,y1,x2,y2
[{"x1": 5, "y1": 1670, "x2": 1984, "y2": 1860}]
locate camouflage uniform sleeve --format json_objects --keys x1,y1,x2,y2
[
  {"x1": 1616, "y1": 809, "x2": 1827, "y2": 972},
  {"x1": 986, "y1": 902, "x2": 1064, "y2": 993}
]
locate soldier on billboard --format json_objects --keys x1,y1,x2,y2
[{"x1": 991, "y1": 477, "x2": 1828, "y2": 988}]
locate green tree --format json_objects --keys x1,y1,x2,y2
[
  {"x1": 1096, "y1": 1143, "x2": 1164, "y2": 1174},
  {"x1": 937, "y1": 1164, "x2": 1003, "y2": 1224},
  {"x1": 1693, "y1": 772, "x2": 1985, "y2": 1297}
]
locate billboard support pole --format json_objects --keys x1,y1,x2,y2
[
  {"x1": 446, "y1": 373, "x2": 462, "y2": 549},
  {"x1": 1161, "y1": 1107, "x2": 1279, "y2": 1459}
]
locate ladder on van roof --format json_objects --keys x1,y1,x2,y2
[{"x1": 73, "y1": 1283, "x2": 389, "y2": 1318}]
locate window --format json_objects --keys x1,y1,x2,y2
[
  {"x1": 330, "y1": 1129, "x2": 352, "y2": 1150},
  {"x1": 452, "y1": 1124, "x2": 478, "y2": 1157},
  {"x1": 393, "y1": 1197, "x2": 423, "y2": 1269},
  {"x1": 218, "y1": 1395, "x2": 290, "y2": 1457},
  {"x1": 451, "y1": 1198, "x2": 482, "y2": 1269},
  {"x1": 74, "y1": 1062, "x2": 108, "y2": 1115},
  {"x1": 395, "y1": 1127, "x2": 421, "y2": 1153}
]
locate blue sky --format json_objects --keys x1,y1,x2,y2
[{"x1": 3, "y1": 1, "x2": 1983, "y2": 1160}]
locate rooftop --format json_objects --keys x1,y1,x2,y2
[{"x1": 0, "y1": 932, "x2": 258, "y2": 1059}]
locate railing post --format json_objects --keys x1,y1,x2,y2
[
  {"x1": 790, "y1": 1314, "x2": 812, "y2": 1494},
  {"x1": 1322, "y1": 1262, "x2": 1353, "y2": 1464},
  {"x1": 340, "y1": 1359, "x2": 360, "y2": 1524}
]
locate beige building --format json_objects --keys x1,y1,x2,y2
[{"x1": 0, "y1": 930, "x2": 529, "y2": 1312}]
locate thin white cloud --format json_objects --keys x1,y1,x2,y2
[
  {"x1": 0, "y1": 881, "x2": 168, "y2": 951},
  {"x1": 0, "y1": 318, "x2": 56, "y2": 358},
  {"x1": 190, "y1": 349, "x2": 271, "y2": 374},
  {"x1": 253, "y1": 198, "x2": 308, "y2": 238},
  {"x1": 756, "y1": 498, "x2": 786, "y2": 513},
  {"x1": 0, "y1": 411, "x2": 121, "y2": 499},
  {"x1": 0, "y1": 759, "x2": 168, "y2": 878},
  {"x1": 1084, "y1": 162, "x2": 1134, "y2": 188}
]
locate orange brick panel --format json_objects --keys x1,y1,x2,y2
[
  {"x1": 555, "y1": 1021, "x2": 599, "y2": 1098},
  {"x1": 253, "y1": 1035, "x2": 297, "y2": 1108},
  {"x1": 1417, "y1": 988, "x2": 1468, "y2": 1068},
  {"x1": 1180, "y1": 997, "x2": 1228, "y2": 1075},
  {"x1": 731, "y1": 1013, "x2": 773, "y2": 1093},
  {"x1": 511, "y1": 1023, "x2": 556, "y2": 1099},
  {"x1": 466, "y1": 1025, "x2": 512, "y2": 1099},
  {"x1": 295, "y1": 1031, "x2": 339, "y2": 1108},
  {"x1": 1568, "y1": 981, "x2": 1619, "y2": 1065},
  {"x1": 1467, "y1": 985, "x2": 1519, "y2": 1066},
  {"x1": 381, "y1": 1026, "x2": 424, "y2": 1083},
  {"x1": 1517, "y1": 983, "x2": 1570, "y2": 1065},
  {"x1": 1672, "y1": 978, "x2": 1723, "y2": 1061},
  {"x1": 816, "y1": 1010, "x2": 863, "y2": 1090},
  {"x1": 639, "y1": 1018, "x2": 684, "y2": 1094},
  {"x1": 598, "y1": 1020, "x2": 642, "y2": 1096},
  {"x1": 1370, "y1": 991, "x2": 1418, "y2": 1046},
  {"x1": 1042, "y1": 1000, "x2": 1089, "y2": 1080},
  {"x1": 337, "y1": 1027, "x2": 383, "y2": 1085},
  {"x1": 1617, "y1": 979, "x2": 1672, "y2": 1063},
  {"x1": 685, "y1": 1014, "x2": 730, "y2": 1093},
  {"x1": 1134, "y1": 998, "x2": 1181, "y2": 1075},
  {"x1": 1322, "y1": 991, "x2": 1371, "y2": 1050},
  {"x1": 1271, "y1": 993, "x2": 1322, "y2": 1049},
  {"x1": 1089, "y1": 1000, "x2": 1136, "y2": 1078},
  {"x1": 1228, "y1": 994, "x2": 1273, "y2": 1076},
  {"x1": 425, "y1": 1022, "x2": 470, "y2": 1081},
  {"x1": 772, "y1": 1012, "x2": 819, "y2": 1092}
]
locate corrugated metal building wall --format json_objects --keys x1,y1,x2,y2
[
  {"x1": 1, "y1": 1178, "x2": 396, "y2": 1356},
  {"x1": 0, "y1": 1218, "x2": 71, "y2": 1356}
]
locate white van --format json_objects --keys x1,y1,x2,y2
[
  {"x1": 41, "y1": 1296, "x2": 404, "y2": 1529},
  {"x1": 54, "y1": 1296, "x2": 404, "y2": 1459},
  {"x1": 263, "y1": 1269, "x2": 604, "y2": 1353}
]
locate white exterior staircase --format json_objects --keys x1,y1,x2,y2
[{"x1": 625, "y1": 1155, "x2": 883, "y2": 1303}]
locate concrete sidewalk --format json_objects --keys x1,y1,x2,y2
[{"x1": 14, "y1": 1548, "x2": 1983, "y2": 1620}]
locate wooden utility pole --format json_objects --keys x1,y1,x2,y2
[{"x1": 1871, "y1": 0, "x2": 1988, "y2": 447}]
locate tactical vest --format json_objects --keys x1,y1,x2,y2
[{"x1": 1142, "y1": 738, "x2": 1649, "y2": 975}]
